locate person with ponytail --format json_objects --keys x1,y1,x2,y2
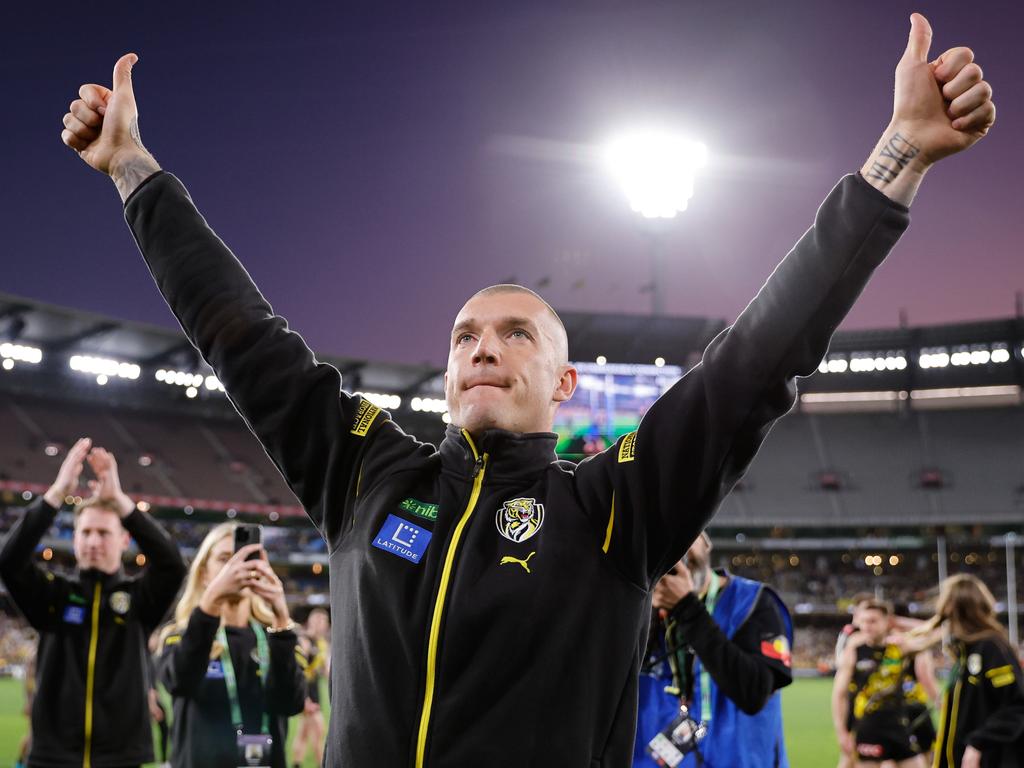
[
  {"x1": 899, "y1": 574, "x2": 1024, "y2": 768},
  {"x1": 158, "y1": 523, "x2": 305, "y2": 767}
]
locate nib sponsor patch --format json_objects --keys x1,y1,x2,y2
[
  {"x1": 372, "y1": 514, "x2": 432, "y2": 564},
  {"x1": 399, "y1": 498, "x2": 439, "y2": 522}
]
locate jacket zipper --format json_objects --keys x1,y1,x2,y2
[
  {"x1": 414, "y1": 430, "x2": 488, "y2": 768},
  {"x1": 83, "y1": 581, "x2": 101, "y2": 768}
]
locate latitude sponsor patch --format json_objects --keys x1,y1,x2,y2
[
  {"x1": 399, "y1": 497, "x2": 439, "y2": 522},
  {"x1": 62, "y1": 605, "x2": 86, "y2": 625},
  {"x1": 372, "y1": 514, "x2": 432, "y2": 564}
]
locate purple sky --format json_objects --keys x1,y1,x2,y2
[{"x1": 5, "y1": 1, "x2": 1022, "y2": 367}]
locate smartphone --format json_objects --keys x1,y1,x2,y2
[{"x1": 233, "y1": 524, "x2": 263, "y2": 560}]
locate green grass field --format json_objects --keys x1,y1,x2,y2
[{"x1": 0, "y1": 675, "x2": 838, "y2": 766}]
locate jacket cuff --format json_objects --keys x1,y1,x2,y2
[
  {"x1": 853, "y1": 171, "x2": 911, "y2": 214},
  {"x1": 123, "y1": 169, "x2": 167, "y2": 209}
]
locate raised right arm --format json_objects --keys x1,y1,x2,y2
[{"x1": 62, "y1": 56, "x2": 408, "y2": 542}]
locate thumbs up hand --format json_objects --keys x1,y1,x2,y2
[
  {"x1": 860, "y1": 14, "x2": 995, "y2": 205},
  {"x1": 891, "y1": 14, "x2": 994, "y2": 165},
  {"x1": 62, "y1": 53, "x2": 161, "y2": 200}
]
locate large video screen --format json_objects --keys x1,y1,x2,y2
[{"x1": 554, "y1": 362, "x2": 684, "y2": 457}]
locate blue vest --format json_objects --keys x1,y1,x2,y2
[{"x1": 634, "y1": 575, "x2": 792, "y2": 768}]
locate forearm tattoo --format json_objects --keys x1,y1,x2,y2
[{"x1": 864, "y1": 132, "x2": 921, "y2": 184}]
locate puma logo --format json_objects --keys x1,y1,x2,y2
[{"x1": 499, "y1": 551, "x2": 536, "y2": 573}]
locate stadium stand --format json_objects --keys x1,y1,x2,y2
[{"x1": 1, "y1": 291, "x2": 1021, "y2": 670}]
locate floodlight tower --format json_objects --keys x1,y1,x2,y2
[{"x1": 606, "y1": 131, "x2": 707, "y2": 315}]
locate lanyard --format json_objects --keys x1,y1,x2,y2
[
  {"x1": 699, "y1": 571, "x2": 722, "y2": 723},
  {"x1": 217, "y1": 620, "x2": 270, "y2": 735}
]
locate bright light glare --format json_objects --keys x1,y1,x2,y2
[
  {"x1": 606, "y1": 132, "x2": 707, "y2": 219},
  {"x1": 70, "y1": 355, "x2": 140, "y2": 380}
]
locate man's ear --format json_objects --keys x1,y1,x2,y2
[{"x1": 552, "y1": 365, "x2": 577, "y2": 403}]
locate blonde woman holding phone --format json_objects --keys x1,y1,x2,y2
[{"x1": 158, "y1": 523, "x2": 305, "y2": 767}]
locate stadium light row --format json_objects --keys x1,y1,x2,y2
[
  {"x1": 816, "y1": 342, "x2": 1016, "y2": 374},
  {"x1": 3, "y1": 341, "x2": 1023, "y2": 418}
]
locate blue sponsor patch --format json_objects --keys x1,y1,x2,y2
[
  {"x1": 372, "y1": 514, "x2": 432, "y2": 564},
  {"x1": 206, "y1": 660, "x2": 225, "y2": 679},
  {"x1": 62, "y1": 605, "x2": 86, "y2": 625}
]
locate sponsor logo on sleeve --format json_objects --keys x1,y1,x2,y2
[
  {"x1": 351, "y1": 399, "x2": 382, "y2": 437},
  {"x1": 618, "y1": 431, "x2": 637, "y2": 463},
  {"x1": 986, "y1": 664, "x2": 1016, "y2": 688},
  {"x1": 372, "y1": 514, "x2": 433, "y2": 564},
  {"x1": 496, "y1": 498, "x2": 545, "y2": 543}
]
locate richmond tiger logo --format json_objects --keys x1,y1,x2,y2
[{"x1": 496, "y1": 498, "x2": 545, "y2": 543}]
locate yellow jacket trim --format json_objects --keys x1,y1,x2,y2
[
  {"x1": 83, "y1": 582, "x2": 102, "y2": 768},
  {"x1": 415, "y1": 431, "x2": 487, "y2": 768},
  {"x1": 602, "y1": 492, "x2": 615, "y2": 554}
]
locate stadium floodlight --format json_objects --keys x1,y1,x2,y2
[
  {"x1": 70, "y1": 354, "x2": 140, "y2": 383},
  {"x1": 918, "y1": 348, "x2": 950, "y2": 369},
  {"x1": 0, "y1": 343, "x2": 43, "y2": 366},
  {"x1": 654, "y1": 357, "x2": 666, "y2": 367},
  {"x1": 156, "y1": 369, "x2": 223, "y2": 397},
  {"x1": 411, "y1": 396, "x2": 448, "y2": 414},
  {"x1": 596, "y1": 355, "x2": 607, "y2": 366},
  {"x1": 355, "y1": 391, "x2": 402, "y2": 410},
  {"x1": 991, "y1": 346, "x2": 1010, "y2": 364},
  {"x1": 605, "y1": 131, "x2": 708, "y2": 219}
]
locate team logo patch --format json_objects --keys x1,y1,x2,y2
[
  {"x1": 62, "y1": 605, "x2": 86, "y2": 625},
  {"x1": 109, "y1": 591, "x2": 131, "y2": 615},
  {"x1": 496, "y1": 498, "x2": 545, "y2": 543},
  {"x1": 372, "y1": 514, "x2": 433, "y2": 564},
  {"x1": 968, "y1": 653, "x2": 982, "y2": 675},
  {"x1": 760, "y1": 636, "x2": 792, "y2": 667},
  {"x1": 399, "y1": 497, "x2": 439, "y2": 522}
]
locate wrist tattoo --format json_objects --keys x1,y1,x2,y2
[
  {"x1": 113, "y1": 152, "x2": 161, "y2": 203},
  {"x1": 864, "y1": 132, "x2": 921, "y2": 184}
]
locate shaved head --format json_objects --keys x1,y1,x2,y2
[{"x1": 470, "y1": 285, "x2": 569, "y2": 364}]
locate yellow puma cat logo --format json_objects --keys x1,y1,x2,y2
[{"x1": 499, "y1": 551, "x2": 536, "y2": 573}]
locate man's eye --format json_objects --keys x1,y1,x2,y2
[
  {"x1": 510, "y1": 329, "x2": 530, "y2": 340},
  {"x1": 456, "y1": 334, "x2": 474, "y2": 344}
]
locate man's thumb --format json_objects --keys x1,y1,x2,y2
[
  {"x1": 904, "y1": 12, "x2": 932, "y2": 64},
  {"x1": 112, "y1": 53, "x2": 139, "y2": 98}
]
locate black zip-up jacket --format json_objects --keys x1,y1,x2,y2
[
  {"x1": 934, "y1": 637, "x2": 1024, "y2": 768},
  {"x1": 0, "y1": 497, "x2": 187, "y2": 767},
  {"x1": 158, "y1": 607, "x2": 306, "y2": 768},
  {"x1": 124, "y1": 170, "x2": 909, "y2": 767}
]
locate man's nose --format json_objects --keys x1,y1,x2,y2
[{"x1": 472, "y1": 331, "x2": 500, "y2": 365}]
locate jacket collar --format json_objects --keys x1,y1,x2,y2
[
  {"x1": 439, "y1": 425, "x2": 557, "y2": 480},
  {"x1": 75, "y1": 565, "x2": 126, "y2": 587}
]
